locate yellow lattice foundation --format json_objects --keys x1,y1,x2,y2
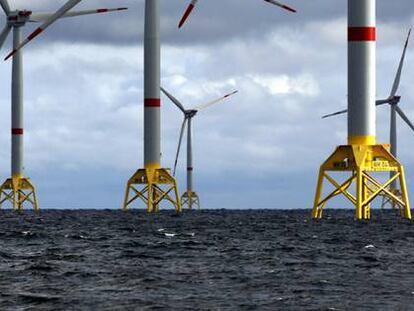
[
  {"x1": 181, "y1": 191, "x2": 200, "y2": 210},
  {"x1": 123, "y1": 167, "x2": 181, "y2": 213},
  {"x1": 0, "y1": 176, "x2": 39, "y2": 212},
  {"x1": 312, "y1": 144, "x2": 411, "y2": 220}
]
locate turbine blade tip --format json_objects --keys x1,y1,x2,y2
[
  {"x1": 283, "y1": 5, "x2": 297, "y2": 13},
  {"x1": 4, "y1": 49, "x2": 15, "y2": 61},
  {"x1": 178, "y1": 4, "x2": 195, "y2": 29},
  {"x1": 97, "y1": 8, "x2": 128, "y2": 13},
  {"x1": 178, "y1": 19, "x2": 187, "y2": 29}
]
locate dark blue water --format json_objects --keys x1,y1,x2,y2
[{"x1": 0, "y1": 209, "x2": 413, "y2": 310}]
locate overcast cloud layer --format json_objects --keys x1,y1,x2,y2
[{"x1": 0, "y1": 0, "x2": 414, "y2": 209}]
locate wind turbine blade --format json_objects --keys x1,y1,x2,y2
[
  {"x1": 324, "y1": 100, "x2": 392, "y2": 119},
  {"x1": 4, "y1": 0, "x2": 82, "y2": 61},
  {"x1": 160, "y1": 87, "x2": 186, "y2": 113},
  {"x1": 194, "y1": 90, "x2": 238, "y2": 111},
  {"x1": 0, "y1": 25, "x2": 11, "y2": 51},
  {"x1": 0, "y1": 0, "x2": 10, "y2": 15},
  {"x1": 29, "y1": 7, "x2": 127, "y2": 22},
  {"x1": 173, "y1": 118, "x2": 188, "y2": 176},
  {"x1": 390, "y1": 29, "x2": 411, "y2": 97},
  {"x1": 263, "y1": 0, "x2": 297, "y2": 13},
  {"x1": 376, "y1": 99, "x2": 392, "y2": 106},
  {"x1": 178, "y1": 0, "x2": 198, "y2": 29},
  {"x1": 322, "y1": 109, "x2": 348, "y2": 119},
  {"x1": 396, "y1": 106, "x2": 414, "y2": 133}
]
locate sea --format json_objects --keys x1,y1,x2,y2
[{"x1": 0, "y1": 209, "x2": 413, "y2": 310}]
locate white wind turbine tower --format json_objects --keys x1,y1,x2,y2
[
  {"x1": 0, "y1": 0, "x2": 127, "y2": 211},
  {"x1": 178, "y1": 0, "x2": 296, "y2": 28},
  {"x1": 161, "y1": 87, "x2": 238, "y2": 210},
  {"x1": 322, "y1": 29, "x2": 413, "y2": 210}
]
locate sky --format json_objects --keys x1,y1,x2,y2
[{"x1": 0, "y1": 0, "x2": 414, "y2": 209}]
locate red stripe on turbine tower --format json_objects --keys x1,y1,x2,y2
[
  {"x1": 144, "y1": 98, "x2": 161, "y2": 107},
  {"x1": 348, "y1": 27, "x2": 376, "y2": 41},
  {"x1": 12, "y1": 128, "x2": 23, "y2": 135}
]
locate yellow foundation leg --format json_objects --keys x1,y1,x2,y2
[
  {"x1": 312, "y1": 144, "x2": 411, "y2": 220},
  {"x1": 399, "y1": 167, "x2": 412, "y2": 219},
  {"x1": 181, "y1": 191, "x2": 200, "y2": 210},
  {"x1": 0, "y1": 176, "x2": 39, "y2": 212},
  {"x1": 356, "y1": 169, "x2": 363, "y2": 220},
  {"x1": 312, "y1": 169, "x2": 325, "y2": 219},
  {"x1": 122, "y1": 167, "x2": 181, "y2": 213},
  {"x1": 362, "y1": 175, "x2": 371, "y2": 220},
  {"x1": 147, "y1": 181, "x2": 154, "y2": 213}
]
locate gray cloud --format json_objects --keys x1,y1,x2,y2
[{"x1": 2, "y1": 1, "x2": 413, "y2": 47}]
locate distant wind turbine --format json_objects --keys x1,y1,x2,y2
[
  {"x1": 0, "y1": 0, "x2": 127, "y2": 211},
  {"x1": 161, "y1": 87, "x2": 238, "y2": 209}
]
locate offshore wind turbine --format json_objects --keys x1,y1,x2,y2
[
  {"x1": 178, "y1": 0, "x2": 296, "y2": 28},
  {"x1": 123, "y1": 0, "x2": 287, "y2": 213},
  {"x1": 171, "y1": 0, "x2": 295, "y2": 212},
  {"x1": 161, "y1": 87, "x2": 238, "y2": 210},
  {"x1": 122, "y1": 0, "x2": 184, "y2": 213},
  {"x1": 321, "y1": 29, "x2": 413, "y2": 210},
  {"x1": 312, "y1": 0, "x2": 411, "y2": 220},
  {"x1": 0, "y1": 0, "x2": 127, "y2": 211}
]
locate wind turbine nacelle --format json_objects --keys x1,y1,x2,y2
[
  {"x1": 386, "y1": 95, "x2": 402, "y2": 106},
  {"x1": 8, "y1": 10, "x2": 32, "y2": 26},
  {"x1": 186, "y1": 110, "x2": 198, "y2": 118},
  {"x1": 19, "y1": 10, "x2": 32, "y2": 17}
]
